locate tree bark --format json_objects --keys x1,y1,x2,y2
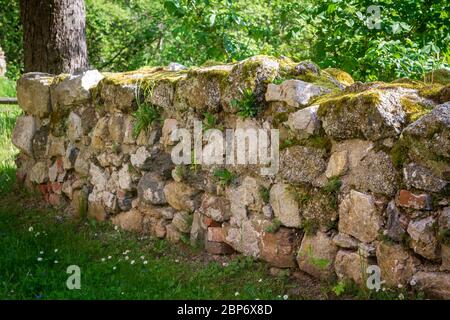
[{"x1": 20, "y1": 0, "x2": 88, "y2": 74}]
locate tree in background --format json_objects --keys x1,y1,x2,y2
[{"x1": 19, "y1": 0, "x2": 88, "y2": 74}]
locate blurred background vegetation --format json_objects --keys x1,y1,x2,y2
[{"x1": 0, "y1": 0, "x2": 449, "y2": 82}]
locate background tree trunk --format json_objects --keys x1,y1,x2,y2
[{"x1": 20, "y1": 0, "x2": 88, "y2": 74}]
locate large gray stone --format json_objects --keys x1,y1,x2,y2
[
  {"x1": 270, "y1": 183, "x2": 301, "y2": 228},
  {"x1": 411, "y1": 272, "x2": 450, "y2": 299},
  {"x1": 338, "y1": 190, "x2": 383, "y2": 243},
  {"x1": 407, "y1": 216, "x2": 439, "y2": 260},
  {"x1": 280, "y1": 146, "x2": 327, "y2": 185},
  {"x1": 266, "y1": 80, "x2": 330, "y2": 108},
  {"x1": 137, "y1": 172, "x2": 167, "y2": 205},
  {"x1": 17, "y1": 72, "x2": 53, "y2": 117},
  {"x1": 51, "y1": 70, "x2": 103, "y2": 112},
  {"x1": 403, "y1": 163, "x2": 447, "y2": 193},
  {"x1": 12, "y1": 116, "x2": 37, "y2": 157},
  {"x1": 297, "y1": 231, "x2": 338, "y2": 281}
]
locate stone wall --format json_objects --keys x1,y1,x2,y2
[{"x1": 12, "y1": 56, "x2": 450, "y2": 298}]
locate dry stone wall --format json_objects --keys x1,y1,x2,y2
[{"x1": 12, "y1": 56, "x2": 450, "y2": 298}]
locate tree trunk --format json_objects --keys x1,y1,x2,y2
[{"x1": 20, "y1": 0, "x2": 88, "y2": 74}]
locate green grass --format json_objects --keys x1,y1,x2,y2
[
  {"x1": 0, "y1": 77, "x2": 20, "y2": 195},
  {"x1": 0, "y1": 192, "x2": 299, "y2": 300}
]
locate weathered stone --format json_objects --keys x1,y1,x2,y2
[
  {"x1": 12, "y1": 116, "x2": 37, "y2": 157},
  {"x1": 111, "y1": 209, "x2": 143, "y2": 232},
  {"x1": 338, "y1": 190, "x2": 382, "y2": 243},
  {"x1": 51, "y1": 70, "x2": 103, "y2": 112},
  {"x1": 199, "y1": 194, "x2": 230, "y2": 222},
  {"x1": 222, "y1": 56, "x2": 279, "y2": 110},
  {"x1": 91, "y1": 116, "x2": 109, "y2": 152},
  {"x1": 130, "y1": 146, "x2": 152, "y2": 170},
  {"x1": 89, "y1": 163, "x2": 108, "y2": 192},
  {"x1": 164, "y1": 181, "x2": 200, "y2": 212},
  {"x1": 46, "y1": 135, "x2": 65, "y2": 158},
  {"x1": 29, "y1": 162, "x2": 48, "y2": 184},
  {"x1": 102, "y1": 191, "x2": 119, "y2": 213},
  {"x1": 161, "y1": 118, "x2": 179, "y2": 148},
  {"x1": 74, "y1": 148, "x2": 91, "y2": 176},
  {"x1": 205, "y1": 241, "x2": 234, "y2": 255},
  {"x1": 17, "y1": 72, "x2": 52, "y2": 117},
  {"x1": 190, "y1": 211, "x2": 206, "y2": 247},
  {"x1": 262, "y1": 205, "x2": 274, "y2": 219},
  {"x1": 411, "y1": 272, "x2": 450, "y2": 299},
  {"x1": 224, "y1": 217, "x2": 269, "y2": 257},
  {"x1": 265, "y1": 80, "x2": 330, "y2": 108},
  {"x1": 67, "y1": 112, "x2": 83, "y2": 143},
  {"x1": 63, "y1": 145, "x2": 78, "y2": 170},
  {"x1": 137, "y1": 172, "x2": 166, "y2": 205},
  {"x1": 297, "y1": 231, "x2": 338, "y2": 281},
  {"x1": 398, "y1": 190, "x2": 432, "y2": 210},
  {"x1": 285, "y1": 105, "x2": 321, "y2": 136},
  {"x1": 332, "y1": 233, "x2": 359, "y2": 250},
  {"x1": 207, "y1": 227, "x2": 226, "y2": 243},
  {"x1": 407, "y1": 216, "x2": 439, "y2": 260},
  {"x1": 31, "y1": 126, "x2": 49, "y2": 161},
  {"x1": 280, "y1": 146, "x2": 327, "y2": 185},
  {"x1": 344, "y1": 150, "x2": 397, "y2": 196},
  {"x1": 100, "y1": 81, "x2": 137, "y2": 112},
  {"x1": 325, "y1": 150, "x2": 348, "y2": 178},
  {"x1": 108, "y1": 113, "x2": 125, "y2": 144},
  {"x1": 227, "y1": 177, "x2": 264, "y2": 225},
  {"x1": 376, "y1": 242, "x2": 417, "y2": 287},
  {"x1": 270, "y1": 183, "x2": 300, "y2": 228},
  {"x1": 334, "y1": 250, "x2": 369, "y2": 285},
  {"x1": 166, "y1": 223, "x2": 182, "y2": 243},
  {"x1": 385, "y1": 200, "x2": 407, "y2": 242},
  {"x1": 172, "y1": 211, "x2": 192, "y2": 233},
  {"x1": 403, "y1": 163, "x2": 447, "y2": 193},
  {"x1": 400, "y1": 102, "x2": 449, "y2": 178},
  {"x1": 118, "y1": 165, "x2": 135, "y2": 191},
  {"x1": 319, "y1": 88, "x2": 414, "y2": 141},
  {"x1": 71, "y1": 188, "x2": 88, "y2": 218},
  {"x1": 261, "y1": 227, "x2": 298, "y2": 268}
]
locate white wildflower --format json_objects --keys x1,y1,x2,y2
[
  {"x1": 234, "y1": 292, "x2": 239, "y2": 296},
  {"x1": 143, "y1": 260, "x2": 148, "y2": 265},
  {"x1": 37, "y1": 257, "x2": 43, "y2": 262},
  {"x1": 28, "y1": 227, "x2": 34, "y2": 232},
  {"x1": 283, "y1": 295, "x2": 288, "y2": 300},
  {"x1": 130, "y1": 260, "x2": 135, "y2": 265}
]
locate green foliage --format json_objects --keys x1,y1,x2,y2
[
  {"x1": 323, "y1": 176, "x2": 342, "y2": 194},
  {"x1": 259, "y1": 186, "x2": 270, "y2": 204},
  {"x1": 332, "y1": 281, "x2": 347, "y2": 297},
  {"x1": 231, "y1": 88, "x2": 259, "y2": 119},
  {"x1": 300, "y1": 219, "x2": 319, "y2": 236},
  {"x1": 132, "y1": 104, "x2": 160, "y2": 138},
  {"x1": 265, "y1": 218, "x2": 281, "y2": 234},
  {"x1": 213, "y1": 168, "x2": 236, "y2": 186},
  {"x1": 202, "y1": 112, "x2": 222, "y2": 131},
  {"x1": 306, "y1": 244, "x2": 330, "y2": 270},
  {"x1": 323, "y1": 176, "x2": 342, "y2": 209}
]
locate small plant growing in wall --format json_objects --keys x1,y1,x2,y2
[
  {"x1": 265, "y1": 218, "x2": 281, "y2": 233},
  {"x1": 213, "y1": 168, "x2": 236, "y2": 186},
  {"x1": 202, "y1": 112, "x2": 223, "y2": 131},
  {"x1": 259, "y1": 186, "x2": 270, "y2": 204},
  {"x1": 132, "y1": 103, "x2": 161, "y2": 138},
  {"x1": 231, "y1": 88, "x2": 259, "y2": 119},
  {"x1": 323, "y1": 176, "x2": 342, "y2": 209}
]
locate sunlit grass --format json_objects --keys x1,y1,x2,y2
[{"x1": 0, "y1": 77, "x2": 20, "y2": 195}]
